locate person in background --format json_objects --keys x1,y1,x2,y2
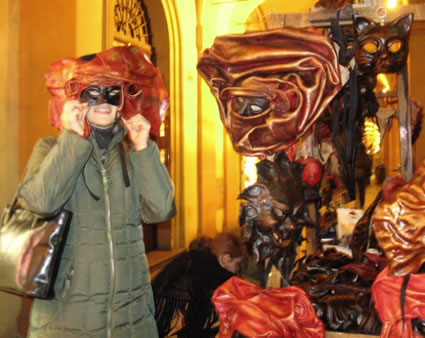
[
  {"x1": 17, "y1": 45, "x2": 176, "y2": 337},
  {"x1": 152, "y1": 231, "x2": 247, "y2": 338}
]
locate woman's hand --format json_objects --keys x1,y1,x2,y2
[
  {"x1": 61, "y1": 100, "x2": 89, "y2": 137},
  {"x1": 121, "y1": 114, "x2": 151, "y2": 151}
]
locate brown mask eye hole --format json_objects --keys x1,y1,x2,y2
[
  {"x1": 388, "y1": 40, "x2": 403, "y2": 53},
  {"x1": 233, "y1": 96, "x2": 269, "y2": 117},
  {"x1": 362, "y1": 41, "x2": 379, "y2": 54},
  {"x1": 272, "y1": 207, "x2": 285, "y2": 219}
]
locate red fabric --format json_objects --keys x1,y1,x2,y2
[
  {"x1": 212, "y1": 276, "x2": 325, "y2": 337},
  {"x1": 372, "y1": 266, "x2": 425, "y2": 337},
  {"x1": 45, "y1": 46, "x2": 169, "y2": 136}
]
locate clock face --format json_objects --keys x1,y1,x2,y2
[{"x1": 114, "y1": 0, "x2": 150, "y2": 46}]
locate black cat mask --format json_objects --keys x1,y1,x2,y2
[{"x1": 353, "y1": 13, "x2": 413, "y2": 74}]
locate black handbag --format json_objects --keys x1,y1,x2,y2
[{"x1": 0, "y1": 196, "x2": 72, "y2": 299}]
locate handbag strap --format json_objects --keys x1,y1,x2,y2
[
  {"x1": 4, "y1": 137, "x2": 62, "y2": 224},
  {"x1": 2, "y1": 194, "x2": 19, "y2": 225},
  {"x1": 3, "y1": 153, "x2": 35, "y2": 224}
]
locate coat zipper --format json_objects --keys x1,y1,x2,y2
[{"x1": 102, "y1": 163, "x2": 115, "y2": 338}]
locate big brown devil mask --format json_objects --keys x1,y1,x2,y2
[{"x1": 197, "y1": 28, "x2": 342, "y2": 156}]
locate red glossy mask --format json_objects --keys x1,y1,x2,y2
[
  {"x1": 212, "y1": 276, "x2": 325, "y2": 337},
  {"x1": 373, "y1": 267, "x2": 425, "y2": 337},
  {"x1": 198, "y1": 28, "x2": 342, "y2": 156}
]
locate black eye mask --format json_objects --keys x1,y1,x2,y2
[
  {"x1": 233, "y1": 96, "x2": 270, "y2": 117},
  {"x1": 80, "y1": 86, "x2": 121, "y2": 106}
]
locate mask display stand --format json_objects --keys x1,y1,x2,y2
[
  {"x1": 267, "y1": 1, "x2": 424, "y2": 183},
  {"x1": 254, "y1": 3, "x2": 424, "y2": 337}
]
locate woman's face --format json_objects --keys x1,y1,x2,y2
[
  {"x1": 81, "y1": 86, "x2": 121, "y2": 128},
  {"x1": 222, "y1": 255, "x2": 247, "y2": 275}
]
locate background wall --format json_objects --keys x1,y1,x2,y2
[
  {"x1": 0, "y1": 7, "x2": 21, "y2": 336},
  {"x1": 410, "y1": 21, "x2": 425, "y2": 167},
  {"x1": 0, "y1": 1, "x2": 19, "y2": 215},
  {"x1": 1, "y1": 1, "x2": 77, "y2": 336},
  {"x1": 196, "y1": 0, "x2": 264, "y2": 240},
  {"x1": 18, "y1": 0, "x2": 76, "y2": 174}
]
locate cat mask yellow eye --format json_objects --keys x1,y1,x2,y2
[
  {"x1": 388, "y1": 40, "x2": 403, "y2": 53},
  {"x1": 362, "y1": 42, "x2": 378, "y2": 54}
]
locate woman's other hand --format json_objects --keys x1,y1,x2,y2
[
  {"x1": 121, "y1": 114, "x2": 151, "y2": 151},
  {"x1": 61, "y1": 100, "x2": 89, "y2": 137}
]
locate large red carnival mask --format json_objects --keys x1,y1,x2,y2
[
  {"x1": 197, "y1": 28, "x2": 341, "y2": 156},
  {"x1": 45, "y1": 46, "x2": 169, "y2": 136}
]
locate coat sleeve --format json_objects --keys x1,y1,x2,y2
[
  {"x1": 17, "y1": 130, "x2": 93, "y2": 216},
  {"x1": 129, "y1": 139, "x2": 176, "y2": 224}
]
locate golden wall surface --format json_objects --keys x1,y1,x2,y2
[
  {"x1": 18, "y1": 1, "x2": 76, "y2": 173},
  {"x1": 0, "y1": 0, "x2": 19, "y2": 214}
]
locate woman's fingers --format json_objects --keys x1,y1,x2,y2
[
  {"x1": 122, "y1": 114, "x2": 151, "y2": 151},
  {"x1": 61, "y1": 101, "x2": 89, "y2": 136}
]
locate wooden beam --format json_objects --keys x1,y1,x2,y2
[
  {"x1": 268, "y1": 4, "x2": 425, "y2": 29},
  {"x1": 397, "y1": 67, "x2": 413, "y2": 182}
]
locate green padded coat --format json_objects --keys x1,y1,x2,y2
[{"x1": 18, "y1": 129, "x2": 176, "y2": 338}]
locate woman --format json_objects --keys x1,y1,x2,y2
[
  {"x1": 152, "y1": 232, "x2": 247, "y2": 338},
  {"x1": 17, "y1": 46, "x2": 175, "y2": 337}
]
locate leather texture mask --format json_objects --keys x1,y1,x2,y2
[
  {"x1": 373, "y1": 159, "x2": 425, "y2": 276},
  {"x1": 353, "y1": 14, "x2": 413, "y2": 75},
  {"x1": 197, "y1": 28, "x2": 342, "y2": 156}
]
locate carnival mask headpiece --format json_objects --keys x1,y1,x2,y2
[
  {"x1": 45, "y1": 45, "x2": 169, "y2": 136},
  {"x1": 197, "y1": 28, "x2": 341, "y2": 156}
]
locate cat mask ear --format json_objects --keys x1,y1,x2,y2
[
  {"x1": 354, "y1": 15, "x2": 376, "y2": 35},
  {"x1": 394, "y1": 13, "x2": 414, "y2": 36},
  {"x1": 354, "y1": 13, "x2": 413, "y2": 36}
]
